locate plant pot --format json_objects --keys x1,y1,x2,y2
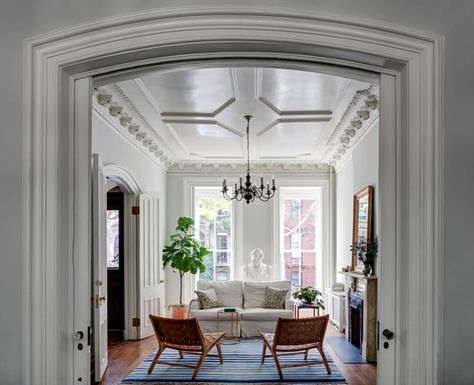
[{"x1": 168, "y1": 305, "x2": 188, "y2": 319}]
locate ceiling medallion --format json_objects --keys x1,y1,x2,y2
[{"x1": 222, "y1": 115, "x2": 276, "y2": 204}]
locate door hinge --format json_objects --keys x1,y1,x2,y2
[
  {"x1": 132, "y1": 206, "x2": 140, "y2": 215},
  {"x1": 132, "y1": 318, "x2": 140, "y2": 327}
]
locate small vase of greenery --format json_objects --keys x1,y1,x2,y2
[
  {"x1": 292, "y1": 286, "x2": 325, "y2": 309},
  {"x1": 351, "y1": 237, "x2": 378, "y2": 276}
]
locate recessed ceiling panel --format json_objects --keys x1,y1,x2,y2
[
  {"x1": 169, "y1": 122, "x2": 243, "y2": 158},
  {"x1": 140, "y1": 68, "x2": 235, "y2": 114},
  {"x1": 261, "y1": 69, "x2": 349, "y2": 112},
  {"x1": 259, "y1": 121, "x2": 326, "y2": 158}
]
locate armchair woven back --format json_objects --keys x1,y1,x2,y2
[
  {"x1": 273, "y1": 315, "x2": 329, "y2": 347},
  {"x1": 149, "y1": 315, "x2": 204, "y2": 346}
]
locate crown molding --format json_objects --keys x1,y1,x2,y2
[
  {"x1": 93, "y1": 86, "x2": 173, "y2": 170},
  {"x1": 167, "y1": 161, "x2": 331, "y2": 175},
  {"x1": 324, "y1": 85, "x2": 379, "y2": 167}
]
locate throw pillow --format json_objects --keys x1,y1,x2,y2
[
  {"x1": 194, "y1": 288, "x2": 222, "y2": 309},
  {"x1": 262, "y1": 287, "x2": 289, "y2": 309}
]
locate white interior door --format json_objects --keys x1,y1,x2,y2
[
  {"x1": 73, "y1": 77, "x2": 92, "y2": 385},
  {"x1": 377, "y1": 73, "x2": 397, "y2": 385},
  {"x1": 92, "y1": 153, "x2": 108, "y2": 381},
  {"x1": 138, "y1": 192, "x2": 163, "y2": 338}
]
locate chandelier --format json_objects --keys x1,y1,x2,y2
[{"x1": 222, "y1": 115, "x2": 276, "y2": 204}]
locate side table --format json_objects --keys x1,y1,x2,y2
[
  {"x1": 216, "y1": 310, "x2": 241, "y2": 344},
  {"x1": 294, "y1": 303, "x2": 320, "y2": 318}
]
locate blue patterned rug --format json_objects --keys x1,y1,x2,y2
[
  {"x1": 326, "y1": 336, "x2": 366, "y2": 364},
  {"x1": 121, "y1": 339, "x2": 346, "y2": 384}
]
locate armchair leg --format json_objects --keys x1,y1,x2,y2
[
  {"x1": 304, "y1": 349, "x2": 309, "y2": 360},
  {"x1": 147, "y1": 346, "x2": 165, "y2": 374},
  {"x1": 179, "y1": 350, "x2": 184, "y2": 359},
  {"x1": 318, "y1": 347, "x2": 331, "y2": 374},
  {"x1": 192, "y1": 350, "x2": 208, "y2": 380},
  {"x1": 270, "y1": 351, "x2": 284, "y2": 380},
  {"x1": 216, "y1": 343, "x2": 224, "y2": 364},
  {"x1": 261, "y1": 343, "x2": 267, "y2": 364}
]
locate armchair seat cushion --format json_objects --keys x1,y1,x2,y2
[{"x1": 241, "y1": 308, "x2": 293, "y2": 321}]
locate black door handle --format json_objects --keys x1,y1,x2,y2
[{"x1": 382, "y1": 329, "x2": 395, "y2": 340}]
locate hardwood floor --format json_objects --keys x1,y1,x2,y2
[{"x1": 98, "y1": 324, "x2": 376, "y2": 385}]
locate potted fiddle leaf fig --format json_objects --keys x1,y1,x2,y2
[
  {"x1": 162, "y1": 216, "x2": 209, "y2": 318},
  {"x1": 292, "y1": 286, "x2": 325, "y2": 310}
]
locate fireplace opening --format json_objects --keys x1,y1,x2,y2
[{"x1": 349, "y1": 292, "x2": 364, "y2": 350}]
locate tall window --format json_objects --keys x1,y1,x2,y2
[
  {"x1": 280, "y1": 188, "x2": 320, "y2": 290},
  {"x1": 194, "y1": 188, "x2": 233, "y2": 281}
]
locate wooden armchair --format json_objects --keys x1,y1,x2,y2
[
  {"x1": 148, "y1": 315, "x2": 225, "y2": 379},
  {"x1": 260, "y1": 315, "x2": 331, "y2": 379}
]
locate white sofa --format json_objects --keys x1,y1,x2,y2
[{"x1": 188, "y1": 280, "x2": 296, "y2": 337}]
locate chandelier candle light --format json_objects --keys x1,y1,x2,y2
[{"x1": 222, "y1": 115, "x2": 277, "y2": 204}]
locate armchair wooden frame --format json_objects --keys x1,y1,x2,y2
[
  {"x1": 148, "y1": 315, "x2": 225, "y2": 379},
  {"x1": 260, "y1": 315, "x2": 331, "y2": 380}
]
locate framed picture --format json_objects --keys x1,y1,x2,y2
[{"x1": 351, "y1": 186, "x2": 374, "y2": 272}]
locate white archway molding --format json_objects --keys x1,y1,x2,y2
[
  {"x1": 103, "y1": 164, "x2": 141, "y2": 194},
  {"x1": 23, "y1": 7, "x2": 444, "y2": 385}
]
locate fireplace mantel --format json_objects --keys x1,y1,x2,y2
[
  {"x1": 340, "y1": 272, "x2": 378, "y2": 362},
  {"x1": 339, "y1": 271, "x2": 377, "y2": 279}
]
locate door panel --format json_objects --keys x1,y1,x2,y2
[
  {"x1": 73, "y1": 77, "x2": 92, "y2": 385},
  {"x1": 92, "y1": 153, "x2": 108, "y2": 381},
  {"x1": 377, "y1": 73, "x2": 397, "y2": 384},
  {"x1": 138, "y1": 192, "x2": 163, "y2": 338}
]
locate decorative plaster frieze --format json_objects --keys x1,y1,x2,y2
[
  {"x1": 109, "y1": 84, "x2": 173, "y2": 159},
  {"x1": 325, "y1": 84, "x2": 379, "y2": 167},
  {"x1": 167, "y1": 161, "x2": 331, "y2": 175},
  {"x1": 93, "y1": 87, "x2": 171, "y2": 170},
  {"x1": 93, "y1": 88, "x2": 168, "y2": 171}
]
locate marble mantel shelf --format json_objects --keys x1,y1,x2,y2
[{"x1": 338, "y1": 271, "x2": 378, "y2": 279}]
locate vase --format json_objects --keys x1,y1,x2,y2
[
  {"x1": 168, "y1": 305, "x2": 188, "y2": 319},
  {"x1": 363, "y1": 265, "x2": 372, "y2": 277}
]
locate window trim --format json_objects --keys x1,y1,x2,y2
[
  {"x1": 183, "y1": 178, "x2": 243, "y2": 303},
  {"x1": 273, "y1": 179, "x2": 331, "y2": 295},
  {"x1": 194, "y1": 186, "x2": 234, "y2": 282}
]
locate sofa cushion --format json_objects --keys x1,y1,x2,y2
[
  {"x1": 243, "y1": 281, "x2": 291, "y2": 308},
  {"x1": 262, "y1": 287, "x2": 289, "y2": 309},
  {"x1": 194, "y1": 288, "x2": 222, "y2": 309},
  {"x1": 196, "y1": 280, "x2": 243, "y2": 307},
  {"x1": 190, "y1": 307, "x2": 244, "y2": 321},
  {"x1": 240, "y1": 308, "x2": 293, "y2": 321}
]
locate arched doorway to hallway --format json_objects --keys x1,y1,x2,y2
[{"x1": 23, "y1": 8, "x2": 443, "y2": 385}]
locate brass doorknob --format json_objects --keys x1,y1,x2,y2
[
  {"x1": 95, "y1": 295, "x2": 106, "y2": 309},
  {"x1": 160, "y1": 280, "x2": 165, "y2": 284}
]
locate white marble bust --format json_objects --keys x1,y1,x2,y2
[{"x1": 242, "y1": 248, "x2": 272, "y2": 281}]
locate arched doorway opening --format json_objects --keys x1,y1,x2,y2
[{"x1": 23, "y1": 9, "x2": 443, "y2": 385}]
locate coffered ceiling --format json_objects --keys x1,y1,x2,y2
[{"x1": 93, "y1": 66, "x2": 379, "y2": 172}]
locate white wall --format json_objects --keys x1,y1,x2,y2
[
  {"x1": 1, "y1": 1, "x2": 474, "y2": 383},
  {"x1": 335, "y1": 121, "x2": 379, "y2": 282},
  {"x1": 92, "y1": 113, "x2": 167, "y2": 194},
  {"x1": 92, "y1": 112, "x2": 168, "y2": 319}
]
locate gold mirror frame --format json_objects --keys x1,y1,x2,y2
[{"x1": 352, "y1": 186, "x2": 374, "y2": 272}]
